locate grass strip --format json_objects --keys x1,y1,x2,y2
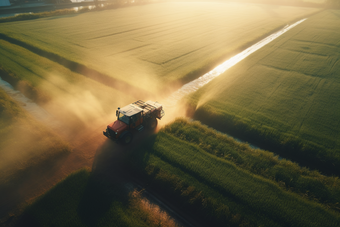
[
  {"x1": 163, "y1": 119, "x2": 340, "y2": 212},
  {"x1": 191, "y1": 104, "x2": 340, "y2": 176},
  {"x1": 127, "y1": 121, "x2": 340, "y2": 227}
]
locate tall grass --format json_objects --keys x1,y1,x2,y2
[
  {"x1": 127, "y1": 123, "x2": 340, "y2": 227},
  {"x1": 187, "y1": 9, "x2": 340, "y2": 175}
]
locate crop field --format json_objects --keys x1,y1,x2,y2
[
  {"x1": 128, "y1": 119, "x2": 340, "y2": 227},
  {"x1": 0, "y1": 2, "x2": 319, "y2": 93},
  {"x1": 188, "y1": 9, "x2": 340, "y2": 174},
  {"x1": 0, "y1": 88, "x2": 70, "y2": 185}
]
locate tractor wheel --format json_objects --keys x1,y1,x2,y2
[
  {"x1": 148, "y1": 118, "x2": 158, "y2": 130},
  {"x1": 122, "y1": 132, "x2": 133, "y2": 144}
]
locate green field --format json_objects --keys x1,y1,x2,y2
[
  {"x1": 0, "y1": 2, "x2": 319, "y2": 93},
  {"x1": 188, "y1": 9, "x2": 340, "y2": 174},
  {"x1": 18, "y1": 168, "x2": 178, "y2": 227},
  {"x1": 0, "y1": 88, "x2": 70, "y2": 185},
  {"x1": 127, "y1": 119, "x2": 340, "y2": 227}
]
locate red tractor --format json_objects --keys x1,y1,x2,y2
[{"x1": 103, "y1": 100, "x2": 165, "y2": 144}]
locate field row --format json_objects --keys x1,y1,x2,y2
[{"x1": 0, "y1": 2, "x2": 319, "y2": 93}]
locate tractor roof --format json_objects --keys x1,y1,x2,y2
[
  {"x1": 118, "y1": 100, "x2": 162, "y2": 117},
  {"x1": 119, "y1": 104, "x2": 143, "y2": 117}
]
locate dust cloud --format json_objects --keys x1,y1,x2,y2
[
  {"x1": 36, "y1": 72, "x2": 125, "y2": 137},
  {"x1": 0, "y1": 76, "x2": 69, "y2": 183},
  {"x1": 155, "y1": 100, "x2": 189, "y2": 130},
  {"x1": 0, "y1": 119, "x2": 69, "y2": 185}
]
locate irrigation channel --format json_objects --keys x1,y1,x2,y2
[{"x1": 0, "y1": 18, "x2": 307, "y2": 226}]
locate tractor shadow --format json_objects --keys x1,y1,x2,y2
[
  {"x1": 76, "y1": 172, "x2": 128, "y2": 227},
  {"x1": 91, "y1": 127, "x2": 157, "y2": 178},
  {"x1": 76, "y1": 128, "x2": 158, "y2": 226}
]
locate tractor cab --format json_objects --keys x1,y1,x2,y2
[{"x1": 116, "y1": 104, "x2": 144, "y2": 128}]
